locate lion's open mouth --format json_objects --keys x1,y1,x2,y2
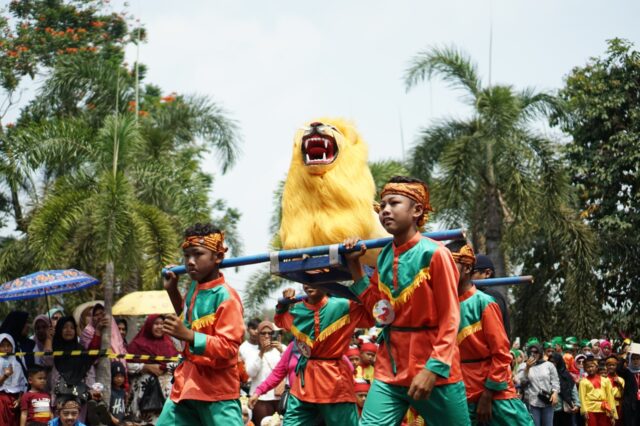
[{"x1": 301, "y1": 134, "x2": 339, "y2": 165}]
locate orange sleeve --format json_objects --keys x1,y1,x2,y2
[
  {"x1": 274, "y1": 310, "x2": 294, "y2": 331},
  {"x1": 349, "y1": 299, "x2": 375, "y2": 329},
  {"x1": 482, "y1": 301, "x2": 513, "y2": 391},
  {"x1": 350, "y1": 269, "x2": 383, "y2": 314},
  {"x1": 190, "y1": 297, "x2": 244, "y2": 361},
  {"x1": 424, "y1": 246, "x2": 460, "y2": 378}
]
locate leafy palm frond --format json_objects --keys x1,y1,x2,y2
[{"x1": 405, "y1": 45, "x2": 481, "y2": 100}]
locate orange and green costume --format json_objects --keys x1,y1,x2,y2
[
  {"x1": 458, "y1": 286, "x2": 533, "y2": 425},
  {"x1": 274, "y1": 295, "x2": 373, "y2": 426},
  {"x1": 156, "y1": 273, "x2": 245, "y2": 426},
  {"x1": 350, "y1": 232, "x2": 470, "y2": 426}
]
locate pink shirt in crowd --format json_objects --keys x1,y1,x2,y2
[{"x1": 253, "y1": 341, "x2": 355, "y2": 396}]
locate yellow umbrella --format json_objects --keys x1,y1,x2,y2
[{"x1": 112, "y1": 291, "x2": 174, "y2": 316}]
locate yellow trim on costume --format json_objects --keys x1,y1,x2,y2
[
  {"x1": 191, "y1": 313, "x2": 217, "y2": 330},
  {"x1": 316, "y1": 314, "x2": 350, "y2": 342},
  {"x1": 378, "y1": 267, "x2": 430, "y2": 307},
  {"x1": 291, "y1": 325, "x2": 314, "y2": 349},
  {"x1": 457, "y1": 320, "x2": 482, "y2": 344}
]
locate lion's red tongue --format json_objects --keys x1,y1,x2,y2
[{"x1": 305, "y1": 137, "x2": 335, "y2": 162}]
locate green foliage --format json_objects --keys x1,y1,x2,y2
[
  {"x1": 553, "y1": 38, "x2": 640, "y2": 336},
  {"x1": 0, "y1": 0, "x2": 141, "y2": 91},
  {"x1": 0, "y1": 1, "x2": 241, "y2": 313},
  {"x1": 405, "y1": 45, "x2": 599, "y2": 336}
]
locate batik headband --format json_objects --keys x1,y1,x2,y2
[
  {"x1": 379, "y1": 181, "x2": 433, "y2": 226},
  {"x1": 451, "y1": 244, "x2": 476, "y2": 266},
  {"x1": 181, "y1": 232, "x2": 227, "y2": 254}
]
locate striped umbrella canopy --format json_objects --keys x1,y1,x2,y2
[{"x1": 0, "y1": 269, "x2": 100, "y2": 302}]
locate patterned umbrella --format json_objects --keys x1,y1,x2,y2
[{"x1": 0, "y1": 269, "x2": 100, "y2": 302}]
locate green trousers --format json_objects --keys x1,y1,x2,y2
[
  {"x1": 360, "y1": 379, "x2": 471, "y2": 426},
  {"x1": 467, "y1": 398, "x2": 534, "y2": 426},
  {"x1": 156, "y1": 398, "x2": 244, "y2": 426},
  {"x1": 283, "y1": 394, "x2": 358, "y2": 426}
]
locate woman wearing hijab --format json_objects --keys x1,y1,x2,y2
[
  {"x1": 46, "y1": 306, "x2": 65, "y2": 329},
  {"x1": 32, "y1": 315, "x2": 52, "y2": 368},
  {"x1": 0, "y1": 311, "x2": 36, "y2": 372},
  {"x1": 127, "y1": 314, "x2": 179, "y2": 424},
  {"x1": 44, "y1": 316, "x2": 95, "y2": 418},
  {"x1": 0, "y1": 333, "x2": 27, "y2": 425},
  {"x1": 517, "y1": 344, "x2": 561, "y2": 426},
  {"x1": 550, "y1": 353, "x2": 580, "y2": 426},
  {"x1": 79, "y1": 304, "x2": 127, "y2": 356}
]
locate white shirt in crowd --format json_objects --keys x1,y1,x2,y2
[
  {"x1": 246, "y1": 345, "x2": 285, "y2": 401},
  {"x1": 239, "y1": 340, "x2": 259, "y2": 363}
]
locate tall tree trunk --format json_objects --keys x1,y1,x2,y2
[
  {"x1": 485, "y1": 187, "x2": 507, "y2": 290},
  {"x1": 96, "y1": 261, "x2": 114, "y2": 407},
  {"x1": 9, "y1": 181, "x2": 25, "y2": 232}
]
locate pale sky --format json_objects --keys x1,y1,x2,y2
[
  {"x1": 117, "y1": 0, "x2": 640, "y2": 303},
  {"x1": 6, "y1": 0, "x2": 640, "y2": 304}
]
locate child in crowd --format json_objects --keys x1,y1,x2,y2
[
  {"x1": 86, "y1": 383, "x2": 109, "y2": 426},
  {"x1": 604, "y1": 356, "x2": 624, "y2": 424},
  {"x1": 20, "y1": 365, "x2": 52, "y2": 426},
  {"x1": 579, "y1": 357, "x2": 617, "y2": 425},
  {"x1": 345, "y1": 348, "x2": 361, "y2": 375},
  {"x1": 356, "y1": 343, "x2": 376, "y2": 382},
  {"x1": 1, "y1": 333, "x2": 27, "y2": 425},
  {"x1": 110, "y1": 362, "x2": 127, "y2": 425},
  {"x1": 354, "y1": 380, "x2": 370, "y2": 417},
  {"x1": 49, "y1": 396, "x2": 86, "y2": 426}
]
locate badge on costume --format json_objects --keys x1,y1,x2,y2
[
  {"x1": 296, "y1": 340, "x2": 312, "y2": 358},
  {"x1": 373, "y1": 299, "x2": 395, "y2": 325}
]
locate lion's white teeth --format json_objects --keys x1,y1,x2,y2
[
  {"x1": 305, "y1": 140, "x2": 309, "y2": 150},
  {"x1": 324, "y1": 140, "x2": 328, "y2": 149},
  {"x1": 322, "y1": 152, "x2": 327, "y2": 161},
  {"x1": 306, "y1": 154, "x2": 311, "y2": 163}
]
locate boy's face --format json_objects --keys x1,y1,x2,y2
[
  {"x1": 59, "y1": 402, "x2": 80, "y2": 426},
  {"x1": 248, "y1": 326, "x2": 259, "y2": 344},
  {"x1": 355, "y1": 391, "x2": 368, "y2": 408},
  {"x1": 184, "y1": 245, "x2": 222, "y2": 282},
  {"x1": 29, "y1": 371, "x2": 47, "y2": 391},
  {"x1": 378, "y1": 194, "x2": 423, "y2": 235},
  {"x1": 348, "y1": 355, "x2": 361, "y2": 368},
  {"x1": 584, "y1": 360, "x2": 597, "y2": 376},
  {"x1": 471, "y1": 269, "x2": 492, "y2": 280},
  {"x1": 605, "y1": 359, "x2": 618, "y2": 376},
  {"x1": 360, "y1": 351, "x2": 376, "y2": 366},
  {"x1": 113, "y1": 373, "x2": 125, "y2": 388}
]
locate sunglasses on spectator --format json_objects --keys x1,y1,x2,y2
[
  {"x1": 260, "y1": 331, "x2": 274, "y2": 336},
  {"x1": 529, "y1": 350, "x2": 539, "y2": 355}
]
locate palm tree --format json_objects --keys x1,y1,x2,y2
[{"x1": 404, "y1": 46, "x2": 599, "y2": 334}]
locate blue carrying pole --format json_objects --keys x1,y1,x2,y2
[
  {"x1": 275, "y1": 275, "x2": 534, "y2": 305},
  {"x1": 162, "y1": 228, "x2": 465, "y2": 277}
]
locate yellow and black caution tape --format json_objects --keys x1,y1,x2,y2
[{"x1": 0, "y1": 349, "x2": 181, "y2": 362}]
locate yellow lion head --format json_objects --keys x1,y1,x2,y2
[{"x1": 279, "y1": 118, "x2": 387, "y2": 254}]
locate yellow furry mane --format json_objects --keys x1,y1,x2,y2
[{"x1": 279, "y1": 118, "x2": 387, "y2": 260}]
